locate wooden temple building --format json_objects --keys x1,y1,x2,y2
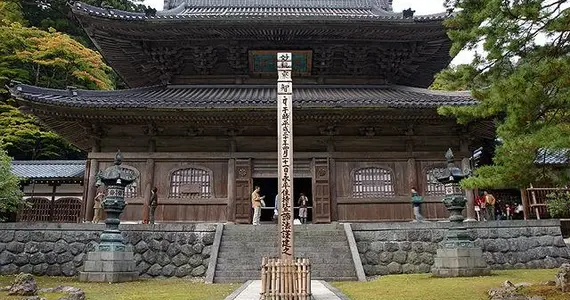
[{"x1": 8, "y1": 0, "x2": 493, "y2": 223}]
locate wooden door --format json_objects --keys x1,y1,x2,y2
[
  {"x1": 312, "y1": 158, "x2": 331, "y2": 223},
  {"x1": 235, "y1": 159, "x2": 252, "y2": 224}
]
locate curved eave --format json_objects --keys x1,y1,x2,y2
[
  {"x1": 8, "y1": 83, "x2": 475, "y2": 111},
  {"x1": 71, "y1": 2, "x2": 450, "y2": 23}
]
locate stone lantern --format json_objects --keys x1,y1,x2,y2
[
  {"x1": 97, "y1": 150, "x2": 137, "y2": 251},
  {"x1": 437, "y1": 148, "x2": 468, "y2": 223},
  {"x1": 79, "y1": 150, "x2": 139, "y2": 282},
  {"x1": 432, "y1": 148, "x2": 490, "y2": 277}
]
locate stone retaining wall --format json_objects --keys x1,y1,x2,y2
[
  {"x1": 352, "y1": 220, "x2": 570, "y2": 277},
  {"x1": 0, "y1": 223, "x2": 216, "y2": 278}
]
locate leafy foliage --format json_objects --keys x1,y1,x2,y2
[
  {"x1": 14, "y1": 0, "x2": 149, "y2": 43},
  {"x1": 546, "y1": 191, "x2": 570, "y2": 218},
  {"x1": 430, "y1": 64, "x2": 479, "y2": 91},
  {"x1": 0, "y1": 147, "x2": 24, "y2": 221},
  {"x1": 438, "y1": 0, "x2": 570, "y2": 189},
  {"x1": 0, "y1": 2, "x2": 120, "y2": 159}
]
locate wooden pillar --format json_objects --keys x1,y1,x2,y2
[
  {"x1": 142, "y1": 139, "x2": 156, "y2": 223},
  {"x1": 461, "y1": 157, "x2": 476, "y2": 221},
  {"x1": 49, "y1": 183, "x2": 59, "y2": 222},
  {"x1": 227, "y1": 158, "x2": 236, "y2": 222},
  {"x1": 520, "y1": 188, "x2": 529, "y2": 220},
  {"x1": 85, "y1": 142, "x2": 100, "y2": 222},
  {"x1": 407, "y1": 158, "x2": 417, "y2": 190}
]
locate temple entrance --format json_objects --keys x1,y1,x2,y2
[{"x1": 252, "y1": 177, "x2": 313, "y2": 223}]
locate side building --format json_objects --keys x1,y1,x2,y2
[{"x1": 8, "y1": 0, "x2": 494, "y2": 223}]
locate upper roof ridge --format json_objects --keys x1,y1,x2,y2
[{"x1": 164, "y1": 0, "x2": 393, "y2": 10}]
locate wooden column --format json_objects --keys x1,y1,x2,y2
[
  {"x1": 49, "y1": 183, "x2": 59, "y2": 222},
  {"x1": 407, "y1": 158, "x2": 417, "y2": 190},
  {"x1": 85, "y1": 142, "x2": 100, "y2": 222},
  {"x1": 142, "y1": 139, "x2": 156, "y2": 223},
  {"x1": 227, "y1": 158, "x2": 236, "y2": 222}
]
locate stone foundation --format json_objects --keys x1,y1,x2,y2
[
  {"x1": 0, "y1": 223, "x2": 215, "y2": 278},
  {"x1": 352, "y1": 220, "x2": 570, "y2": 276}
]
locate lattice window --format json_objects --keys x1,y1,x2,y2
[
  {"x1": 121, "y1": 167, "x2": 139, "y2": 198},
  {"x1": 169, "y1": 167, "x2": 211, "y2": 198},
  {"x1": 425, "y1": 167, "x2": 446, "y2": 196},
  {"x1": 352, "y1": 167, "x2": 395, "y2": 198}
]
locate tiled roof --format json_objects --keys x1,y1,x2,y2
[
  {"x1": 535, "y1": 149, "x2": 570, "y2": 165},
  {"x1": 164, "y1": 0, "x2": 394, "y2": 10},
  {"x1": 9, "y1": 84, "x2": 475, "y2": 110},
  {"x1": 73, "y1": 1, "x2": 446, "y2": 21},
  {"x1": 11, "y1": 161, "x2": 86, "y2": 179}
]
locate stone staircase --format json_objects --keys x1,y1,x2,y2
[{"x1": 213, "y1": 223, "x2": 357, "y2": 283}]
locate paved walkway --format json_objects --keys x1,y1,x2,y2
[{"x1": 224, "y1": 280, "x2": 350, "y2": 300}]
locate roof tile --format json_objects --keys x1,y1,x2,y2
[
  {"x1": 11, "y1": 161, "x2": 86, "y2": 179},
  {"x1": 10, "y1": 84, "x2": 475, "y2": 110}
]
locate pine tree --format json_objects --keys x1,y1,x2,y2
[{"x1": 439, "y1": 0, "x2": 570, "y2": 189}]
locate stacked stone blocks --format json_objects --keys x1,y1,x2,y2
[
  {"x1": 0, "y1": 223, "x2": 215, "y2": 279},
  {"x1": 353, "y1": 220, "x2": 570, "y2": 277}
]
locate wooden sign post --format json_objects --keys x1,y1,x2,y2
[
  {"x1": 260, "y1": 53, "x2": 311, "y2": 299},
  {"x1": 277, "y1": 52, "x2": 294, "y2": 260}
]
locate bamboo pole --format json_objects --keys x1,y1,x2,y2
[{"x1": 261, "y1": 257, "x2": 267, "y2": 299}]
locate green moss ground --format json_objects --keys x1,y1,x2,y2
[
  {"x1": 0, "y1": 276, "x2": 237, "y2": 300},
  {"x1": 332, "y1": 269, "x2": 565, "y2": 300}
]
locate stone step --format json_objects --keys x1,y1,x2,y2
[
  {"x1": 214, "y1": 268, "x2": 355, "y2": 279},
  {"x1": 215, "y1": 255, "x2": 354, "y2": 265},
  {"x1": 213, "y1": 276, "x2": 357, "y2": 284},
  {"x1": 218, "y1": 242, "x2": 349, "y2": 249},
  {"x1": 215, "y1": 263, "x2": 356, "y2": 272}
]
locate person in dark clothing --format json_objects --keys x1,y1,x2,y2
[
  {"x1": 411, "y1": 187, "x2": 425, "y2": 222},
  {"x1": 149, "y1": 187, "x2": 158, "y2": 224}
]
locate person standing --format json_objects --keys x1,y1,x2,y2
[
  {"x1": 410, "y1": 187, "x2": 425, "y2": 222},
  {"x1": 92, "y1": 187, "x2": 105, "y2": 223},
  {"x1": 149, "y1": 187, "x2": 158, "y2": 224},
  {"x1": 251, "y1": 186, "x2": 265, "y2": 225},
  {"x1": 273, "y1": 193, "x2": 280, "y2": 223},
  {"x1": 298, "y1": 193, "x2": 309, "y2": 224},
  {"x1": 484, "y1": 191, "x2": 496, "y2": 221}
]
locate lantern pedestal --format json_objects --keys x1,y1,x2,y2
[
  {"x1": 78, "y1": 250, "x2": 138, "y2": 282},
  {"x1": 431, "y1": 224, "x2": 490, "y2": 277}
]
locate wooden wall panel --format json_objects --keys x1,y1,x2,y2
[
  {"x1": 121, "y1": 203, "x2": 227, "y2": 222},
  {"x1": 153, "y1": 161, "x2": 228, "y2": 199}
]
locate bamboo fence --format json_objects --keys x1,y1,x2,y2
[{"x1": 260, "y1": 257, "x2": 311, "y2": 300}]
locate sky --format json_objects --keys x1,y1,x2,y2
[{"x1": 142, "y1": 0, "x2": 474, "y2": 65}]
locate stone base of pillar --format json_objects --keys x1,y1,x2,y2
[
  {"x1": 431, "y1": 247, "x2": 491, "y2": 277},
  {"x1": 78, "y1": 251, "x2": 138, "y2": 283}
]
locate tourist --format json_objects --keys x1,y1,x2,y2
[
  {"x1": 251, "y1": 186, "x2": 265, "y2": 225},
  {"x1": 298, "y1": 193, "x2": 309, "y2": 224},
  {"x1": 92, "y1": 187, "x2": 105, "y2": 223},
  {"x1": 149, "y1": 187, "x2": 158, "y2": 224},
  {"x1": 410, "y1": 187, "x2": 425, "y2": 222},
  {"x1": 273, "y1": 194, "x2": 279, "y2": 223},
  {"x1": 483, "y1": 191, "x2": 496, "y2": 221}
]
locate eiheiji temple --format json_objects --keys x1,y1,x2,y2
[{"x1": 8, "y1": 0, "x2": 495, "y2": 224}]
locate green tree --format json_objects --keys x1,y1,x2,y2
[
  {"x1": 438, "y1": 0, "x2": 570, "y2": 189},
  {"x1": 14, "y1": 0, "x2": 149, "y2": 43},
  {"x1": 430, "y1": 64, "x2": 479, "y2": 91},
  {"x1": 0, "y1": 147, "x2": 24, "y2": 221},
  {"x1": 0, "y1": 18, "x2": 114, "y2": 159}
]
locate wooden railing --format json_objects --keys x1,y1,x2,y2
[
  {"x1": 522, "y1": 186, "x2": 569, "y2": 219},
  {"x1": 261, "y1": 257, "x2": 311, "y2": 300}
]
